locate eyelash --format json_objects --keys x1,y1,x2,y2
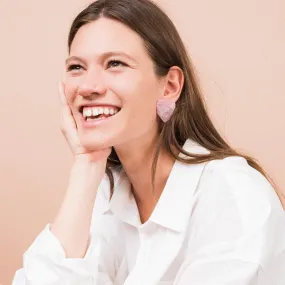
[{"x1": 67, "y1": 59, "x2": 126, "y2": 71}]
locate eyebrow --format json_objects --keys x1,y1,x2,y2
[{"x1": 65, "y1": 51, "x2": 137, "y2": 65}]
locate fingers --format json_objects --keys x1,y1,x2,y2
[
  {"x1": 61, "y1": 106, "x2": 77, "y2": 134},
  {"x1": 58, "y1": 81, "x2": 78, "y2": 133},
  {"x1": 58, "y1": 81, "x2": 68, "y2": 106}
]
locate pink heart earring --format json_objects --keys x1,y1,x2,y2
[{"x1": 156, "y1": 99, "x2": 176, "y2": 123}]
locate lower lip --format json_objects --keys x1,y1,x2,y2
[{"x1": 80, "y1": 112, "x2": 118, "y2": 129}]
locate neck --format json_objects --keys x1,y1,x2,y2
[{"x1": 114, "y1": 135, "x2": 177, "y2": 223}]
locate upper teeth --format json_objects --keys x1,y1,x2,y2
[{"x1": 82, "y1": 107, "x2": 119, "y2": 118}]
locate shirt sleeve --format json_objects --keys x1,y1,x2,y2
[
  {"x1": 11, "y1": 177, "x2": 116, "y2": 285},
  {"x1": 174, "y1": 156, "x2": 285, "y2": 285},
  {"x1": 11, "y1": 223, "x2": 115, "y2": 285},
  {"x1": 175, "y1": 260, "x2": 262, "y2": 285}
]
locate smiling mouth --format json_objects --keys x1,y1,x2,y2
[{"x1": 79, "y1": 106, "x2": 121, "y2": 121}]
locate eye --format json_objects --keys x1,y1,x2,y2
[
  {"x1": 107, "y1": 60, "x2": 126, "y2": 68},
  {"x1": 66, "y1": 64, "x2": 82, "y2": 71}
]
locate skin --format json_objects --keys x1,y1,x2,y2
[{"x1": 64, "y1": 17, "x2": 184, "y2": 222}]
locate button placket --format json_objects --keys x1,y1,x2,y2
[
  {"x1": 136, "y1": 227, "x2": 149, "y2": 263},
  {"x1": 136, "y1": 225, "x2": 155, "y2": 283},
  {"x1": 140, "y1": 231, "x2": 151, "y2": 256}
]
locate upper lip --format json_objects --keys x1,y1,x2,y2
[{"x1": 78, "y1": 102, "x2": 121, "y2": 112}]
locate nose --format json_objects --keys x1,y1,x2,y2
[{"x1": 77, "y1": 68, "x2": 107, "y2": 97}]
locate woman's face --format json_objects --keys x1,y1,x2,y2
[{"x1": 64, "y1": 17, "x2": 164, "y2": 151}]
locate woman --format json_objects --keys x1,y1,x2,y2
[{"x1": 12, "y1": 0, "x2": 285, "y2": 284}]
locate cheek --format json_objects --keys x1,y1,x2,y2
[
  {"x1": 121, "y1": 82, "x2": 158, "y2": 125},
  {"x1": 106, "y1": 73, "x2": 135, "y2": 94},
  {"x1": 108, "y1": 72, "x2": 156, "y2": 102}
]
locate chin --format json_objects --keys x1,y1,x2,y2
[{"x1": 79, "y1": 132, "x2": 114, "y2": 151}]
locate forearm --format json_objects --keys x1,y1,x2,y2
[{"x1": 51, "y1": 159, "x2": 105, "y2": 258}]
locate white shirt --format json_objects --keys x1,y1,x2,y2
[{"x1": 12, "y1": 139, "x2": 285, "y2": 285}]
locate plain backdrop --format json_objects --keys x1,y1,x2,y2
[{"x1": 0, "y1": 0, "x2": 284, "y2": 284}]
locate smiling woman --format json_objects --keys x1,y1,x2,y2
[{"x1": 12, "y1": 0, "x2": 285, "y2": 284}]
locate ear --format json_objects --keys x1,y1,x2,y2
[{"x1": 160, "y1": 66, "x2": 184, "y2": 102}]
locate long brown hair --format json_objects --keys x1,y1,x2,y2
[{"x1": 67, "y1": 0, "x2": 283, "y2": 203}]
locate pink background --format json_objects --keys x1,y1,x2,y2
[{"x1": 0, "y1": 0, "x2": 284, "y2": 284}]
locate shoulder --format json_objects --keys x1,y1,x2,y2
[
  {"x1": 182, "y1": 140, "x2": 282, "y2": 213},
  {"x1": 200, "y1": 156, "x2": 281, "y2": 211},
  {"x1": 185, "y1": 156, "x2": 285, "y2": 268},
  {"x1": 192, "y1": 155, "x2": 284, "y2": 236}
]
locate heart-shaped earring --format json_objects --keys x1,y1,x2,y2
[{"x1": 156, "y1": 99, "x2": 176, "y2": 123}]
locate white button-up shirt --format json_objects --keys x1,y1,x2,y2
[{"x1": 12, "y1": 139, "x2": 285, "y2": 285}]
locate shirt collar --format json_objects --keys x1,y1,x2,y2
[
  {"x1": 103, "y1": 139, "x2": 210, "y2": 232},
  {"x1": 150, "y1": 139, "x2": 210, "y2": 232},
  {"x1": 102, "y1": 168, "x2": 142, "y2": 227}
]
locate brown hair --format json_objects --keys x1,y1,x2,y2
[{"x1": 67, "y1": 0, "x2": 283, "y2": 202}]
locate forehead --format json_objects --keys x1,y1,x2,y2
[{"x1": 70, "y1": 17, "x2": 147, "y2": 60}]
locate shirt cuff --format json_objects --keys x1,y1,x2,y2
[{"x1": 24, "y1": 223, "x2": 100, "y2": 279}]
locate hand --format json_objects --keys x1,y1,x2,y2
[{"x1": 58, "y1": 81, "x2": 111, "y2": 163}]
